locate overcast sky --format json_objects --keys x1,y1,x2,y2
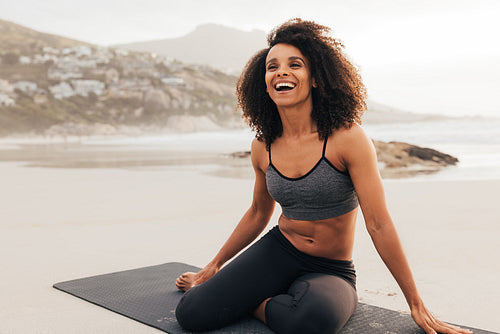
[
  {"x1": 1, "y1": 0, "x2": 498, "y2": 64},
  {"x1": 1, "y1": 0, "x2": 499, "y2": 116}
]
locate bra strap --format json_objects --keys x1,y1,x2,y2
[{"x1": 322, "y1": 136, "x2": 328, "y2": 157}]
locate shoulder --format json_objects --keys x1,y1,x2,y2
[
  {"x1": 251, "y1": 138, "x2": 269, "y2": 174},
  {"x1": 334, "y1": 123, "x2": 370, "y2": 142},
  {"x1": 333, "y1": 124, "x2": 376, "y2": 164},
  {"x1": 334, "y1": 123, "x2": 373, "y2": 150}
]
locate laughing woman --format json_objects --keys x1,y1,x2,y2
[{"x1": 174, "y1": 18, "x2": 471, "y2": 334}]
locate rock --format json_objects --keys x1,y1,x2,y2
[
  {"x1": 406, "y1": 146, "x2": 458, "y2": 165},
  {"x1": 373, "y1": 140, "x2": 459, "y2": 178},
  {"x1": 229, "y1": 151, "x2": 251, "y2": 158},
  {"x1": 144, "y1": 89, "x2": 171, "y2": 112}
]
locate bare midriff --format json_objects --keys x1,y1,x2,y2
[{"x1": 278, "y1": 208, "x2": 358, "y2": 261}]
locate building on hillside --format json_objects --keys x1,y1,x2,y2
[
  {"x1": 71, "y1": 80, "x2": 105, "y2": 97},
  {"x1": 49, "y1": 82, "x2": 75, "y2": 99},
  {"x1": 62, "y1": 45, "x2": 92, "y2": 57},
  {"x1": 19, "y1": 56, "x2": 32, "y2": 65},
  {"x1": 13, "y1": 81, "x2": 38, "y2": 93},
  {"x1": 0, "y1": 93, "x2": 15, "y2": 106},
  {"x1": 56, "y1": 55, "x2": 97, "y2": 70},
  {"x1": 161, "y1": 77, "x2": 185, "y2": 87},
  {"x1": 43, "y1": 46, "x2": 60, "y2": 54},
  {"x1": 33, "y1": 54, "x2": 58, "y2": 64},
  {"x1": 48, "y1": 68, "x2": 83, "y2": 80}
]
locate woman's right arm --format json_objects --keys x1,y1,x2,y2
[{"x1": 193, "y1": 138, "x2": 275, "y2": 285}]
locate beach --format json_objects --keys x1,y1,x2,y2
[{"x1": 0, "y1": 136, "x2": 499, "y2": 333}]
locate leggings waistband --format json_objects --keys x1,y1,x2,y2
[{"x1": 267, "y1": 225, "x2": 356, "y2": 288}]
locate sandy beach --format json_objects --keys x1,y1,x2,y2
[{"x1": 0, "y1": 144, "x2": 499, "y2": 333}]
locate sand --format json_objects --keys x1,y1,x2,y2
[{"x1": 0, "y1": 154, "x2": 499, "y2": 333}]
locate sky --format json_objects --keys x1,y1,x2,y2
[{"x1": 1, "y1": 0, "x2": 499, "y2": 116}]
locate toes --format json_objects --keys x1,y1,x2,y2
[{"x1": 175, "y1": 272, "x2": 196, "y2": 291}]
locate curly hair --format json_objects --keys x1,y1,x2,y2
[{"x1": 236, "y1": 18, "x2": 367, "y2": 148}]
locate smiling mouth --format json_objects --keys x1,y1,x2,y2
[{"x1": 275, "y1": 82, "x2": 296, "y2": 91}]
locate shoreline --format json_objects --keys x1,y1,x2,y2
[{"x1": 0, "y1": 134, "x2": 484, "y2": 181}]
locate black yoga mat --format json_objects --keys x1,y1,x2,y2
[{"x1": 53, "y1": 262, "x2": 495, "y2": 334}]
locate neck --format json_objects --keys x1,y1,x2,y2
[{"x1": 277, "y1": 101, "x2": 316, "y2": 138}]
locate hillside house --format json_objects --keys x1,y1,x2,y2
[
  {"x1": 43, "y1": 46, "x2": 60, "y2": 54},
  {"x1": 48, "y1": 68, "x2": 83, "y2": 80},
  {"x1": 0, "y1": 93, "x2": 15, "y2": 106},
  {"x1": 19, "y1": 56, "x2": 31, "y2": 65},
  {"x1": 14, "y1": 81, "x2": 38, "y2": 93},
  {"x1": 71, "y1": 80, "x2": 105, "y2": 97},
  {"x1": 49, "y1": 82, "x2": 75, "y2": 99},
  {"x1": 33, "y1": 54, "x2": 58, "y2": 64},
  {"x1": 161, "y1": 77, "x2": 185, "y2": 87},
  {"x1": 62, "y1": 45, "x2": 92, "y2": 57}
]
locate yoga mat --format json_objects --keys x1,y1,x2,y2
[{"x1": 54, "y1": 262, "x2": 495, "y2": 334}]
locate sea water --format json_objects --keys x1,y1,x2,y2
[
  {"x1": 363, "y1": 116, "x2": 500, "y2": 181},
  {"x1": 0, "y1": 116, "x2": 498, "y2": 181},
  {"x1": 89, "y1": 116, "x2": 500, "y2": 181}
]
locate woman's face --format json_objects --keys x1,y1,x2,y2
[{"x1": 265, "y1": 43, "x2": 316, "y2": 109}]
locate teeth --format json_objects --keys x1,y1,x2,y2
[{"x1": 275, "y1": 82, "x2": 296, "y2": 89}]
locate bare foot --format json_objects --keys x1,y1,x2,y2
[{"x1": 175, "y1": 272, "x2": 196, "y2": 292}]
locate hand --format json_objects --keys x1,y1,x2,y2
[
  {"x1": 411, "y1": 302, "x2": 473, "y2": 334},
  {"x1": 175, "y1": 262, "x2": 220, "y2": 291},
  {"x1": 193, "y1": 262, "x2": 220, "y2": 286}
]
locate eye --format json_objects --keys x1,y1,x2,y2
[
  {"x1": 267, "y1": 64, "x2": 278, "y2": 71},
  {"x1": 290, "y1": 63, "x2": 302, "y2": 69}
]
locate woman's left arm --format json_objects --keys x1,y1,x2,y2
[{"x1": 340, "y1": 125, "x2": 471, "y2": 334}]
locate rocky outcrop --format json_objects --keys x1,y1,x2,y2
[
  {"x1": 144, "y1": 89, "x2": 172, "y2": 113},
  {"x1": 374, "y1": 141, "x2": 458, "y2": 178}
]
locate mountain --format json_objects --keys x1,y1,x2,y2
[
  {"x1": 115, "y1": 24, "x2": 267, "y2": 74},
  {"x1": 117, "y1": 24, "x2": 447, "y2": 123},
  {"x1": 0, "y1": 19, "x2": 90, "y2": 56}
]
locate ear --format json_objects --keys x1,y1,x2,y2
[{"x1": 312, "y1": 78, "x2": 318, "y2": 88}]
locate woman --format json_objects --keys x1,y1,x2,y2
[{"x1": 175, "y1": 19, "x2": 471, "y2": 334}]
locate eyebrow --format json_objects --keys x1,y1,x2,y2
[{"x1": 266, "y1": 56, "x2": 306, "y2": 66}]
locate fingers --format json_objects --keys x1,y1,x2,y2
[
  {"x1": 422, "y1": 317, "x2": 472, "y2": 334},
  {"x1": 432, "y1": 317, "x2": 473, "y2": 334},
  {"x1": 413, "y1": 305, "x2": 472, "y2": 334},
  {"x1": 436, "y1": 322, "x2": 472, "y2": 334}
]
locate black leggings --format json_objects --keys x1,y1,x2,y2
[{"x1": 175, "y1": 226, "x2": 358, "y2": 334}]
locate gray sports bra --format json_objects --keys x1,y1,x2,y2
[{"x1": 266, "y1": 137, "x2": 359, "y2": 220}]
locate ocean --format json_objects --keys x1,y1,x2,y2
[
  {"x1": 0, "y1": 115, "x2": 498, "y2": 181},
  {"x1": 363, "y1": 116, "x2": 500, "y2": 181}
]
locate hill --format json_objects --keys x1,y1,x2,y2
[
  {"x1": 0, "y1": 19, "x2": 239, "y2": 136},
  {"x1": 0, "y1": 19, "x2": 89, "y2": 56},
  {"x1": 115, "y1": 24, "x2": 267, "y2": 74},
  {"x1": 116, "y1": 24, "x2": 446, "y2": 124}
]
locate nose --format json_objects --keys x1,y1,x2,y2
[{"x1": 277, "y1": 68, "x2": 288, "y2": 77}]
